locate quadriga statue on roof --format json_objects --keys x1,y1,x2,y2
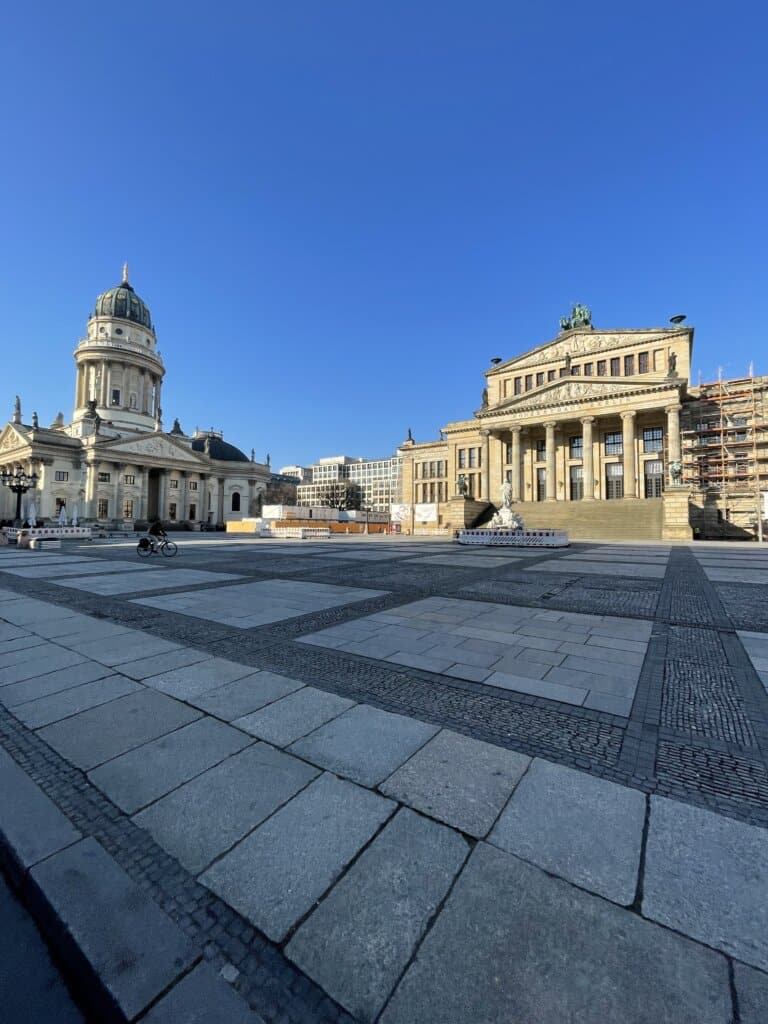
[{"x1": 559, "y1": 303, "x2": 593, "y2": 332}]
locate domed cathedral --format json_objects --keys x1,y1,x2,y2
[{"x1": 0, "y1": 267, "x2": 270, "y2": 528}]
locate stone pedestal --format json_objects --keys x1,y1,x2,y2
[
  {"x1": 443, "y1": 497, "x2": 490, "y2": 532},
  {"x1": 662, "y1": 486, "x2": 692, "y2": 540}
]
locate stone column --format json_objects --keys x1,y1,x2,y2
[
  {"x1": 140, "y1": 467, "x2": 150, "y2": 519},
  {"x1": 666, "y1": 403, "x2": 682, "y2": 462},
  {"x1": 544, "y1": 421, "x2": 557, "y2": 501},
  {"x1": 217, "y1": 477, "x2": 225, "y2": 524},
  {"x1": 100, "y1": 362, "x2": 109, "y2": 408},
  {"x1": 480, "y1": 429, "x2": 490, "y2": 502},
  {"x1": 113, "y1": 463, "x2": 122, "y2": 523},
  {"x1": 510, "y1": 427, "x2": 522, "y2": 502},
  {"x1": 621, "y1": 411, "x2": 637, "y2": 498},
  {"x1": 157, "y1": 471, "x2": 167, "y2": 521},
  {"x1": 581, "y1": 417, "x2": 595, "y2": 500}
]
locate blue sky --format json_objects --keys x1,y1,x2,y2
[{"x1": 1, "y1": 2, "x2": 766, "y2": 469}]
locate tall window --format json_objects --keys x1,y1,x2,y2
[
  {"x1": 111, "y1": 388, "x2": 121, "y2": 406},
  {"x1": 536, "y1": 468, "x2": 547, "y2": 501},
  {"x1": 189, "y1": 504, "x2": 197, "y2": 521},
  {"x1": 505, "y1": 443, "x2": 513, "y2": 464},
  {"x1": 597, "y1": 360, "x2": 607, "y2": 376},
  {"x1": 469, "y1": 448, "x2": 478, "y2": 468},
  {"x1": 610, "y1": 357, "x2": 620, "y2": 376},
  {"x1": 458, "y1": 449, "x2": 466, "y2": 469},
  {"x1": 124, "y1": 474, "x2": 135, "y2": 485},
  {"x1": 98, "y1": 472, "x2": 110, "y2": 483},
  {"x1": 569, "y1": 465, "x2": 584, "y2": 501},
  {"x1": 642, "y1": 427, "x2": 663, "y2": 453},
  {"x1": 638, "y1": 351, "x2": 649, "y2": 373},
  {"x1": 97, "y1": 498, "x2": 108, "y2": 518},
  {"x1": 525, "y1": 374, "x2": 533, "y2": 391},
  {"x1": 605, "y1": 432, "x2": 623, "y2": 455},
  {"x1": 536, "y1": 439, "x2": 546, "y2": 461},
  {"x1": 169, "y1": 502, "x2": 177, "y2": 520},
  {"x1": 536, "y1": 372, "x2": 544, "y2": 387},
  {"x1": 122, "y1": 499, "x2": 134, "y2": 519},
  {"x1": 231, "y1": 491, "x2": 241, "y2": 512},
  {"x1": 548, "y1": 369, "x2": 556, "y2": 381},
  {"x1": 188, "y1": 481, "x2": 198, "y2": 491},
  {"x1": 624, "y1": 354, "x2": 635, "y2": 375},
  {"x1": 514, "y1": 377, "x2": 522, "y2": 395},
  {"x1": 54, "y1": 471, "x2": 69, "y2": 481},
  {"x1": 569, "y1": 436, "x2": 583, "y2": 459},
  {"x1": 584, "y1": 363, "x2": 593, "y2": 376},
  {"x1": 571, "y1": 365, "x2": 581, "y2": 375},
  {"x1": 606, "y1": 464, "x2": 624, "y2": 500},
  {"x1": 169, "y1": 478, "x2": 179, "y2": 489}
]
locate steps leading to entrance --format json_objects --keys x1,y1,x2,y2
[{"x1": 509, "y1": 499, "x2": 665, "y2": 541}]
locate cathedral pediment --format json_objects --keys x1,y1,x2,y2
[
  {"x1": 484, "y1": 376, "x2": 682, "y2": 418},
  {"x1": 98, "y1": 434, "x2": 205, "y2": 465},
  {"x1": 0, "y1": 423, "x2": 30, "y2": 455}
]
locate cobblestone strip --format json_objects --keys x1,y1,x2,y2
[
  {"x1": 0, "y1": 707, "x2": 355, "y2": 1024},
  {"x1": 617, "y1": 547, "x2": 768, "y2": 827}
]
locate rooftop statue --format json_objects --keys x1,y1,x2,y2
[{"x1": 559, "y1": 303, "x2": 592, "y2": 332}]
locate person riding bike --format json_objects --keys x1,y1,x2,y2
[{"x1": 147, "y1": 519, "x2": 167, "y2": 553}]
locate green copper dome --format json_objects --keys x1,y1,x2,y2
[{"x1": 90, "y1": 264, "x2": 153, "y2": 329}]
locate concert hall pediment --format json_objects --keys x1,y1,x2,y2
[
  {"x1": 482, "y1": 377, "x2": 682, "y2": 418},
  {"x1": 494, "y1": 328, "x2": 685, "y2": 373}
]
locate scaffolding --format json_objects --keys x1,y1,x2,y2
[{"x1": 683, "y1": 374, "x2": 767, "y2": 540}]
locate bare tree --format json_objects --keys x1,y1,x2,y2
[
  {"x1": 315, "y1": 481, "x2": 361, "y2": 510},
  {"x1": 263, "y1": 480, "x2": 297, "y2": 506}
]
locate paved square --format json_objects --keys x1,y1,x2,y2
[
  {"x1": 302, "y1": 596, "x2": 651, "y2": 715},
  {"x1": 37, "y1": 689, "x2": 201, "y2": 770},
  {"x1": 133, "y1": 743, "x2": 319, "y2": 874},
  {"x1": 56, "y1": 568, "x2": 242, "y2": 595},
  {"x1": 289, "y1": 704, "x2": 439, "y2": 787},
  {"x1": 200, "y1": 773, "x2": 395, "y2": 941},
  {"x1": 489, "y1": 758, "x2": 645, "y2": 904},
  {"x1": 235, "y1": 686, "x2": 355, "y2": 747},
  {"x1": 286, "y1": 808, "x2": 469, "y2": 1021},
  {"x1": 380, "y1": 843, "x2": 731, "y2": 1024},
  {"x1": 380, "y1": 729, "x2": 530, "y2": 837},
  {"x1": 134, "y1": 578, "x2": 389, "y2": 627},
  {"x1": 643, "y1": 796, "x2": 768, "y2": 971}
]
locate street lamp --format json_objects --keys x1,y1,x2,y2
[{"x1": 0, "y1": 467, "x2": 39, "y2": 526}]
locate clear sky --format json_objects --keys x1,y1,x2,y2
[{"x1": 1, "y1": 2, "x2": 766, "y2": 469}]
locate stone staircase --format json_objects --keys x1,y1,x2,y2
[{"x1": 505, "y1": 499, "x2": 665, "y2": 541}]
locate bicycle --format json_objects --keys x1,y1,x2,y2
[{"x1": 137, "y1": 536, "x2": 178, "y2": 558}]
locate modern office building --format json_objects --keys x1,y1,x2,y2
[{"x1": 297, "y1": 454, "x2": 402, "y2": 513}]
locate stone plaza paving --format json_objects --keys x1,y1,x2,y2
[{"x1": 0, "y1": 536, "x2": 767, "y2": 1022}]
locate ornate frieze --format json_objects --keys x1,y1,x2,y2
[{"x1": 493, "y1": 329, "x2": 686, "y2": 372}]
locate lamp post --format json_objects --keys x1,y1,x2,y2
[{"x1": 0, "y1": 467, "x2": 39, "y2": 526}]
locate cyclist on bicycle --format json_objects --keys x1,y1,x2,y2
[{"x1": 147, "y1": 519, "x2": 167, "y2": 553}]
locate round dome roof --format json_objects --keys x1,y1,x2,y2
[
  {"x1": 191, "y1": 435, "x2": 250, "y2": 462},
  {"x1": 90, "y1": 264, "x2": 152, "y2": 328}
]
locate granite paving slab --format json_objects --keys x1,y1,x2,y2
[
  {"x1": 489, "y1": 759, "x2": 645, "y2": 904},
  {"x1": 116, "y1": 647, "x2": 213, "y2": 681},
  {"x1": 27, "y1": 837, "x2": 196, "y2": 1022},
  {"x1": 144, "y1": 657, "x2": 258, "y2": 700},
  {"x1": 142, "y1": 962, "x2": 265, "y2": 1024},
  {"x1": 135, "y1": 578, "x2": 389, "y2": 627},
  {"x1": 529, "y1": 559, "x2": 666, "y2": 579},
  {"x1": 0, "y1": 647, "x2": 88, "y2": 685},
  {"x1": 0, "y1": 634, "x2": 48, "y2": 655},
  {"x1": 287, "y1": 808, "x2": 469, "y2": 1022},
  {"x1": 0, "y1": 622, "x2": 35, "y2": 642},
  {"x1": 643, "y1": 796, "x2": 768, "y2": 971},
  {"x1": 0, "y1": 639, "x2": 63, "y2": 668},
  {"x1": 200, "y1": 773, "x2": 395, "y2": 941},
  {"x1": 235, "y1": 687, "x2": 355, "y2": 747},
  {"x1": 190, "y1": 671, "x2": 303, "y2": 720},
  {"x1": 55, "y1": 568, "x2": 243, "y2": 595},
  {"x1": 0, "y1": 747, "x2": 81, "y2": 882},
  {"x1": 0, "y1": 660, "x2": 115, "y2": 707},
  {"x1": 66, "y1": 632, "x2": 181, "y2": 667},
  {"x1": 289, "y1": 704, "x2": 439, "y2": 787},
  {"x1": 380, "y1": 843, "x2": 731, "y2": 1024},
  {"x1": 37, "y1": 689, "x2": 202, "y2": 771},
  {"x1": 380, "y1": 729, "x2": 530, "y2": 837},
  {"x1": 88, "y1": 716, "x2": 252, "y2": 813},
  {"x1": 133, "y1": 743, "x2": 319, "y2": 874},
  {"x1": 733, "y1": 963, "x2": 768, "y2": 1024},
  {"x1": 12, "y1": 674, "x2": 142, "y2": 728}
]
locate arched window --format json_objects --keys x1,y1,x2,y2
[{"x1": 231, "y1": 491, "x2": 241, "y2": 512}]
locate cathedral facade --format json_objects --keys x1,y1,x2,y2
[{"x1": 0, "y1": 267, "x2": 270, "y2": 527}]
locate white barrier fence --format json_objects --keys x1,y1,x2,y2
[
  {"x1": 457, "y1": 528, "x2": 569, "y2": 548},
  {"x1": 272, "y1": 527, "x2": 331, "y2": 540},
  {"x1": 2, "y1": 526, "x2": 93, "y2": 546}
]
